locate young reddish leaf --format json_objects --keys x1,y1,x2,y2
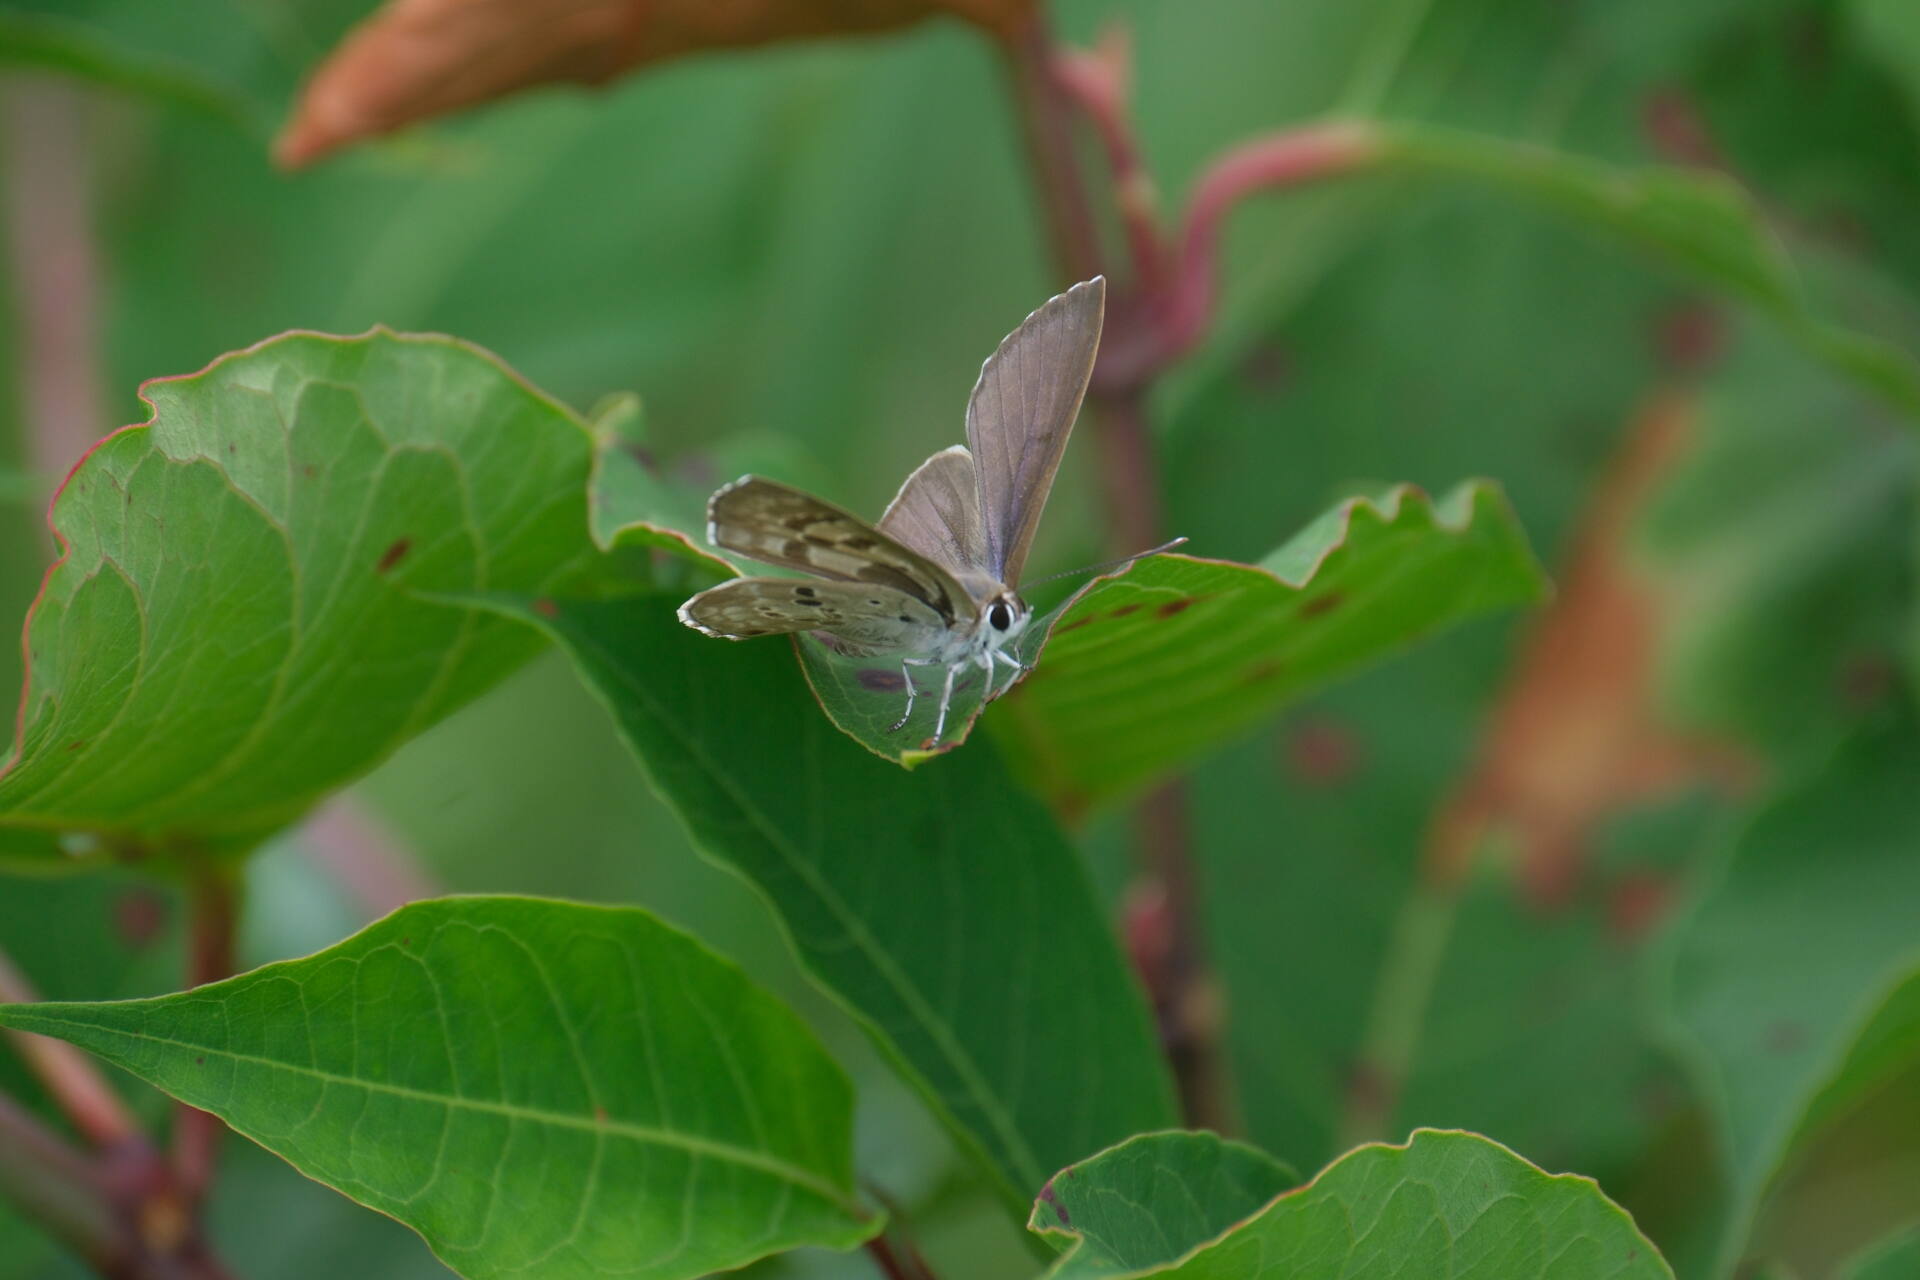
[{"x1": 275, "y1": 0, "x2": 1035, "y2": 167}]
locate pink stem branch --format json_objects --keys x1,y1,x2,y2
[
  {"x1": 302, "y1": 797, "x2": 441, "y2": 917},
  {"x1": 1164, "y1": 121, "x2": 1382, "y2": 360},
  {"x1": 172, "y1": 865, "x2": 239, "y2": 1200},
  {"x1": 1052, "y1": 33, "x2": 1168, "y2": 299},
  {"x1": 0, "y1": 944, "x2": 141, "y2": 1147},
  {"x1": 0, "y1": 1091, "x2": 129, "y2": 1270}
]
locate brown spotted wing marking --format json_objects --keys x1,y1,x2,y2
[
  {"x1": 708, "y1": 476, "x2": 974, "y2": 623},
  {"x1": 967, "y1": 275, "x2": 1105, "y2": 586},
  {"x1": 878, "y1": 444, "x2": 988, "y2": 581},
  {"x1": 677, "y1": 578, "x2": 947, "y2": 656}
]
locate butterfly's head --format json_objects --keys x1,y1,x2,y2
[{"x1": 980, "y1": 591, "x2": 1031, "y2": 652}]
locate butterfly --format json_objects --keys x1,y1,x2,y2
[{"x1": 678, "y1": 276, "x2": 1116, "y2": 745}]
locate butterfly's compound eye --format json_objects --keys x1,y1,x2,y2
[{"x1": 988, "y1": 601, "x2": 1013, "y2": 631}]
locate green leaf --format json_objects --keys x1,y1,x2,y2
[
  {"x1": 584, "y1": 392, "x2": 725, "y2": 572},
  {"x1": 1849, "y1": 0, "x2": 1920, "y2": 138},
  {"x1": 0, "y1": 896, "x2": 877, "y2": 1279},
  {"x1": 1372, "y1": 122, "x2": 1920, "y2": 423},
  {"x1": 0, "y1": 11, "x2": 253, "y2": 126},
  {"x1": 0, "y1": 330, "x2": 602, "y2": 865},
  {"x1": 1664, "y1": 715, "x2": 1920, "y2": 1276},
  {"x1": 1637, "y1": 324, "x2": 1914, "y2": 756},
  {"x1": 0, "y1": 469, "x2": 40, "y2": 505},
  {"x1": 990, "y1": 482, "x2": 1545, "y2": 811},
  {"x1": 1027, "y1": 1132, "x2": 1298, "y2": 1280},
  {"x1": 1035, "y1": 1129, "x2": 1669, "y2": 1279},
  {"x1": 1841, "y1": 1223, "x2": 1920, "y2": 1280},
  {"x1": 473, "y1": 584, "x2": 1178, "y2": 1209}
]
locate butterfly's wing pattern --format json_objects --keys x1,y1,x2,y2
[
  {"x1": 966, "y1": 275, "x2": 1104, "y2": 586},
  {"x1": 707, "y1": 476, "x2": 976, "y2": 624},
  {"x1": 877, "y1": 444, "x2": 989, "y2": 585},
  {"x1": 678, "y1": 577, "x2": 948, "y2": 656},
  {"x1": 679, "y1": 277, "x2": 1112, "y2": 750}
]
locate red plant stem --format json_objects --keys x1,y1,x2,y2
[
  {"x1": 1051, "y1": 35, "x2": 1168, "y2": 299},
  {"x1": 998, "y1": 17, "x2": 1232, "y2": 1130},
  {"x1": 1000, "y1": 13, "x2": 1103, "y2": 286},
  {"x1": 1164, "y1": 121, "x2": 1382, "y2": 359},
  {"x1": 1086, "y1": 390, "x2": 1162, "y2": 564},
  {"x1": 864, "y1": 1234, "x2": 934, "y2": 1280},
  {"x1": 172, "y1": 865, "x2": 239, "y2": 1200},
  {"x1": 1137, "y1": 782, "x2": 1229, "y2": 1131},
  {"x1": 0, "y1": 944, "x2": 142, "y2": 1147},
  {"x1": 302, "y1": 797, "x2": 441, "y2": 917},
  {"x1": 0, "y1": 1091, "x2": 129, "y2": 1270}
]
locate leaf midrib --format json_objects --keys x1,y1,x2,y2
[
  {"x1": 2, "y1": 1009, "x2": 859, "y2": 1216},
  {"x1": 565, "y1": 616, "x2": 1049, "y2": 1196}
]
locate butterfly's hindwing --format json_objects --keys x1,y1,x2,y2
[
  {"x1": 878, "y1": 444, "x2": 989, "y2": 581},
  {"x1": 677, "y1": 578, "x2": 950, "y2": 656},
  {"x1": 708, "y1": 477, "x2": 975, "y2": 623}
]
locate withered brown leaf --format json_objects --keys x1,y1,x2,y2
[{"x1": 275, "y1": 0, "x2": 1034, "y2": 168}]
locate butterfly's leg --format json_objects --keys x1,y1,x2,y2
[
  {"x1": 887, "y1": 657, "x2": 936, "y2": 733},
  {"x1": 931, "y1": 662, "x2": 959, "y2": 743},
  {"x1": 990, "y1": 649, "x2": 1026, "y2": 700}
]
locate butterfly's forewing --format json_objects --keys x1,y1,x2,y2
[
  {"x1": 708, "y1": 476, "x2": 975, "y2": 623},
  {"x1": 966, "y1": 276, "x2": 1105, "y2": 586},
  {"x1": 678, "y1": 577, "x2": 948, "y2": 655},
  {"x1": 877, "y1": 444, "x2": 989, "y2": 583}
]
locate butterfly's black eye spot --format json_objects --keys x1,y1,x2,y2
[{"x1": 989, "y1": 602, "x2": 1012, "y2": 631}]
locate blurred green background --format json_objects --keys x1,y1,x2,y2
[{"x1": 2, "y1": 0, "x2": 1918, "y2": 1276}]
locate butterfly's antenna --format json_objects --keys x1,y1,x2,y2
[{"x1": 1025, "y1": 537, "x2": 1189, "y2": 588}]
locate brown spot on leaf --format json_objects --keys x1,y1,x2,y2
[
  {"x1": 1156, "y1": 597, "x2": 1195, "y2": 619},
  {"x1": 858, "y1": 668, "x2": 906, "y2": 692},
  {"x1": 532, "y1": 598, "x2": 558, "y2": 618},
  {"x1": 1298, "y1": 591, "x2": 1343, "y2": 619},
  {"x1": 376, "y1": 537, "x2": 412, "y2": 572},
  {"x1": 1640, "y1": 86, "x2": 1725, "y2": 169},
  {"x1": 1243, "y1": 658, "x2": 1283, "y2": 685},
  {"x1": 1653, "y1": 302, "x2": 1724, "y2": 374},
  {"x1": 196, "y1": 1056, "x2": 206, "y2": 1066},
  {"x1": 594, "y1": 1106, "x2": 609, "y2": 1125},
  {"x1": 65, "y1": 740, "x2": 86, "y2": 752},
  {"x1": 1343, "y1": 1060, "x2": 1391, "y2": 1120},
  {"x1": 1284, "y1": 717, "x2": 1361, "y2": 787},
  {"x1": 1605, "y1": 871, "x2": 1672, "y2": 944},
  {"x1": 1037, "y1": 1180, "x2": 1070, "y2": 1225},
  {"x1": 1240, "y1": 339, "x2": 1291, "y2": 392},
  {"x1": 1766, "y1": 1021, "x2": 1807, "y2": 1055},
  {"x1": 1110, "y1": 603, "x2": 1141, "y2": 619},
  {"x1": 1054, "y1": 615, "x2": 1093, "y2": 633},
  {"x1": 301, "y1": 464, "x2": 317, "y2": 479},
  {"x1": 112, "y1": 890, "x2": 168, "y2": 948},
  {"x1": 1838, "y1": 652, "x2": 1897, "y2": 709}
]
